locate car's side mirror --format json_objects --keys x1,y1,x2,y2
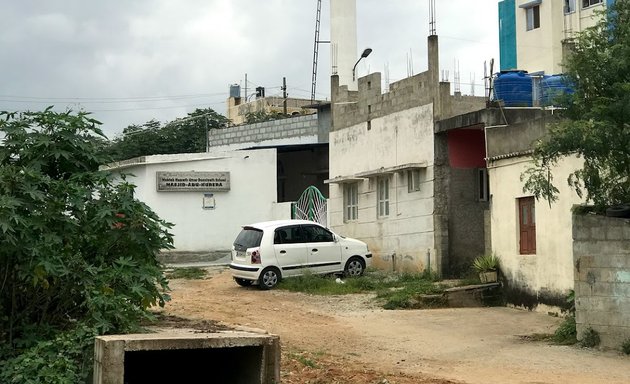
[{"x1": 333, "y1": 235, "x2": 339, "y2": 243}]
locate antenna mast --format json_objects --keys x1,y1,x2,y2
[
  {"x1": 429, "y1": 0, "x2": 436, "y2": 35},
  {"x1": 311, "y1": 0, "x2": 328, "y2": 103},
  {"x1": 454, "y1": 59, "x2": 461, "y2": 95}
]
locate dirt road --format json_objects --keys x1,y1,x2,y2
[{"x1": 163, "y1": 268, "x2": 629, "y2": 383}]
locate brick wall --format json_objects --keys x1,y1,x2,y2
[
  {"x1": 208, "y1": 114, "x2": 320, "y2": 148},
  {"x1": 573, "y1": 213, "x2": 630, "y2": 349}
]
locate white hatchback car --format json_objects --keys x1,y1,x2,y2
[{"x1": 229, "y1": 220, "x2": 372, "y2": 289}]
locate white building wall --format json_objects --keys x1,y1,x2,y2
[
  {"x1": 331, "y1": 0, "x2": 358, "y2": 90},
  {"x1": 329, "y1": 104, "x2": 435, "y2": 271},
  {"x1": 211, "y1": 135, "x2": 318, "y2": 153},
  {"x1": 119, "y1": 149, "x2": 281, "y2": 253},
  {"x1": 515, "y1": 0, "x2": 606, "y2": 74},
  {"x1": 489, "y1": 155, "x2": 584, "y2": 294}
]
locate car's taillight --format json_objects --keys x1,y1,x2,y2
[{"x1": 250, "y1": 248, "x2": 261, "y2": 264}]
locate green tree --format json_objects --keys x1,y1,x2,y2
[
  {"x1": 104, "y1": 107, "x2": 229, "y2": 161},
  {"x1": 0, "y1": 108, "x2": 173, "y2": 382},
  {"x1": 522, "y1": 0, "x2": 630, "y2": 208}
]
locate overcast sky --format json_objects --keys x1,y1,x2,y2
[{"x1": 0, "y1": 1, "x2": 499, "y2": 138}]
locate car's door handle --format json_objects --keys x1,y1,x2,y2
[
  {"x1": 280, "y1": 250, "x2": 286, "y2": 254},
  {"x1": 312, "y1": 248, "x2": 318, "y2": 252}
]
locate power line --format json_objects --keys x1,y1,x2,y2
[
  {"x1": 0, "y1": 92, "x2": 226, "y2": 102},
  {"x1": 91, "y1": 101, "x2": 225, "y2": 113}
]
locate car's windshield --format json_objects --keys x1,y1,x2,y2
[{"x1": 233, "y1": 227, "x2": 263, "y2": 251}]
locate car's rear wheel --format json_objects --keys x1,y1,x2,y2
[
  {"x1": 344, "y1": 257, "x2": 365, "y2": 277},
  {"x1": 258, "y1": 267, "x2": 281, "y2": 290},
  {"x1": 234, "y1": 277, "x2": 253, "y2": 287}
]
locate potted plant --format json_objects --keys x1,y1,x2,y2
[{"x1": 472, "y1": 254, "x2": 500, "y2": 283}]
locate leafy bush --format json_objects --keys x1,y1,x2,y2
[
  {"x1": 472, "y1": 254, "x2": 500, "y2": 273},
  {"x1": 0, "y1": 109, "x2": 173, "y2": 381},
  {"x1": 553, "y1": 316, "x2": 577, "y2": 345},
  {"x1": 621, "y1": 339, "x2": 630, "y2": 355},
  {"x1": 580, "y1": 327, "x2": 601, "y2": 348},
  {"x1": 0, "y1": 325, "x2": 96, "y2": 383}
]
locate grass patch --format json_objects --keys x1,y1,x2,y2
[
  {"x1": 519, "y1": 333, "x2": 554, "y2": 342},
  {"x1": 277, "y1": 269, "x2": 447, "y2": 309},
  {"x1": 580, "y1": 327, "x2": 600, "y2": 348},
  {"x1": 288, "y1": 352, "x2": 318, "y2": 368},
  {"x1": 165, "y1": 267, "x2": 207, "y2": 280},
  {"x1": 552, "y1": 315, "x2": 578, "y2": 345}
]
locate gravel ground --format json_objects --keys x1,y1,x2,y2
[{"x1": 161, "y1": 267, "x2": 630, "y2": 384}]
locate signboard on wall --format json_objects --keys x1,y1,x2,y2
[{"x1": 156, "y1": 171, "x2": 230, "y2": 192}]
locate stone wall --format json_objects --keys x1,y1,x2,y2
[
  {"x1": 573, "y1": 213, "x2": 630, "y2": 349},
  {"x1": 208, "y1": 114, "x2": 320, "y2": 149},
  {"x1": 447, "y1": 168, "x2": 489, "y2": 276}
]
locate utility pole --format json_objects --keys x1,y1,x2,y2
[
  {"x1": 244, "y1": 73, "x2": 248, "y2": 100},
  {"x1": 282, "y1": 77, "x2": 287, "y2": 115}
]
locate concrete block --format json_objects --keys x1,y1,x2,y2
[
  {"x1": 576, "y1": 255, "x2": 595, "y2": 272},
  {"x1": 573, "y1": 224, "x2": 591, "y2": 241},
  {"x1": 598, "y1": 268, "x2": 618, "y2": 283},
  {"x1": 591, "y1": 281, "x2": 612, "y2": 296},
  {"x1": 615, "y1": 270, "x2": 630, "y2": 284},
  {"x1": 590, "y1": 226, "x2": 606, "y2": 240},
  {"x1": 612, "y1": 282, "x2": 630, "y2": 297},
  {"x1": 608, "y1": 255, "x2": 630, "y2": 268},
  {"x1": 607, "y1": 225, "x2": 624, "y2": 240},
  {"x1": 575, "y1": 296, "x2": 590, "y2": 312},
  {"x1": 585, "y1": 311, "x2": 613, "y2": 326},
  {"x1": 94, "y1": 330, "x2": 280, "y2": 384}
]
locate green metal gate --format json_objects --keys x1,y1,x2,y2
[{"x1": 291, "y1": 186, "x2": 327, "y2": 226}]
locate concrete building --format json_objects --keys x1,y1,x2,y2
[
  {"x1": 499, "y1": 0, "x2": 614, "y2": 73},
  {"x1": 105, "y1": 106, "x2": 333, "y2": 259},
  {"x1": 438, "y1": 108, "x2": 584, "y2": 309},
  {"x1": 326, "y1": 35, "x2": 487, "y2": 276},
  {"x1": 105, "y1": 150, "x2": 284, "y2": 256},
  {"x1": 208, "y1": 105, "x2": 331, "y2": 202}
]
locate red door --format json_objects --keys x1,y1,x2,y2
[{"x1": 519, "y1": 197, "x2": 536, "y2": 254}]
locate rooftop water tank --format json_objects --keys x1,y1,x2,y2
[
  {"x1": 541, "y1": 74, "x2": 573, "y2": 106},
  {"x1": 229, "y1": 84, "x2": 241, "y2": 99},
  {"x1": 493, "y1": 71, "x2": 533, "y2": 107}
]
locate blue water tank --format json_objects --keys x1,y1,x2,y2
[
  {"x1": 493, "y1": 71, "x2": 533, "y2": 107},
  {"x1": 541, "y1": 74, "x2": 573, "y2": 106}
]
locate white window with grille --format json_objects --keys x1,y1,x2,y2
[
  {"x1": 408, "y1": 169, "x2": 422, "y2": 192},
  {"x1": 343, "y1": 183, "x2": 358, "y2": 221},
  {"x1": 377, "y1": 176, "x2": 390, "y2": 217}
]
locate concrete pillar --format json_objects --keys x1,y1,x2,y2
[
  {"x1": 427, "y1": 35, "x2": 442, "y2": 120},
  {"x1": 331, "y1": 0, "x2": 358, "y2": 91},
  {"x1": 330, "y1": 75, "x2": 340, "y2": 131}
]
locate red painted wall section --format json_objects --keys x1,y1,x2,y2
[{"x1": 447, "y1": 129, "x2": 486, "y2": 168}]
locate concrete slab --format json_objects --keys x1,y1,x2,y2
[{"x1": 94, "y1": 330, "x2": 280, "y2": 384}]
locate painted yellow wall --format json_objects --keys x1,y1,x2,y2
[
  {"x1": 515, "y1": 0, "x2": 606, "y2": 73},
  {"x1": 488, "y1": 155, "x2": 584, "y2": 294}
]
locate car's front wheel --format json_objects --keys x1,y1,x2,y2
[
  {"x1": 258, "y1": 267, "x2": 281, "y2": 290},
  {"x1": 234, "y1": 277, "x2": 253, "y2": 287},
  {"x1": 344, "y1": 257, "x2": 365, "y2": 277}
]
